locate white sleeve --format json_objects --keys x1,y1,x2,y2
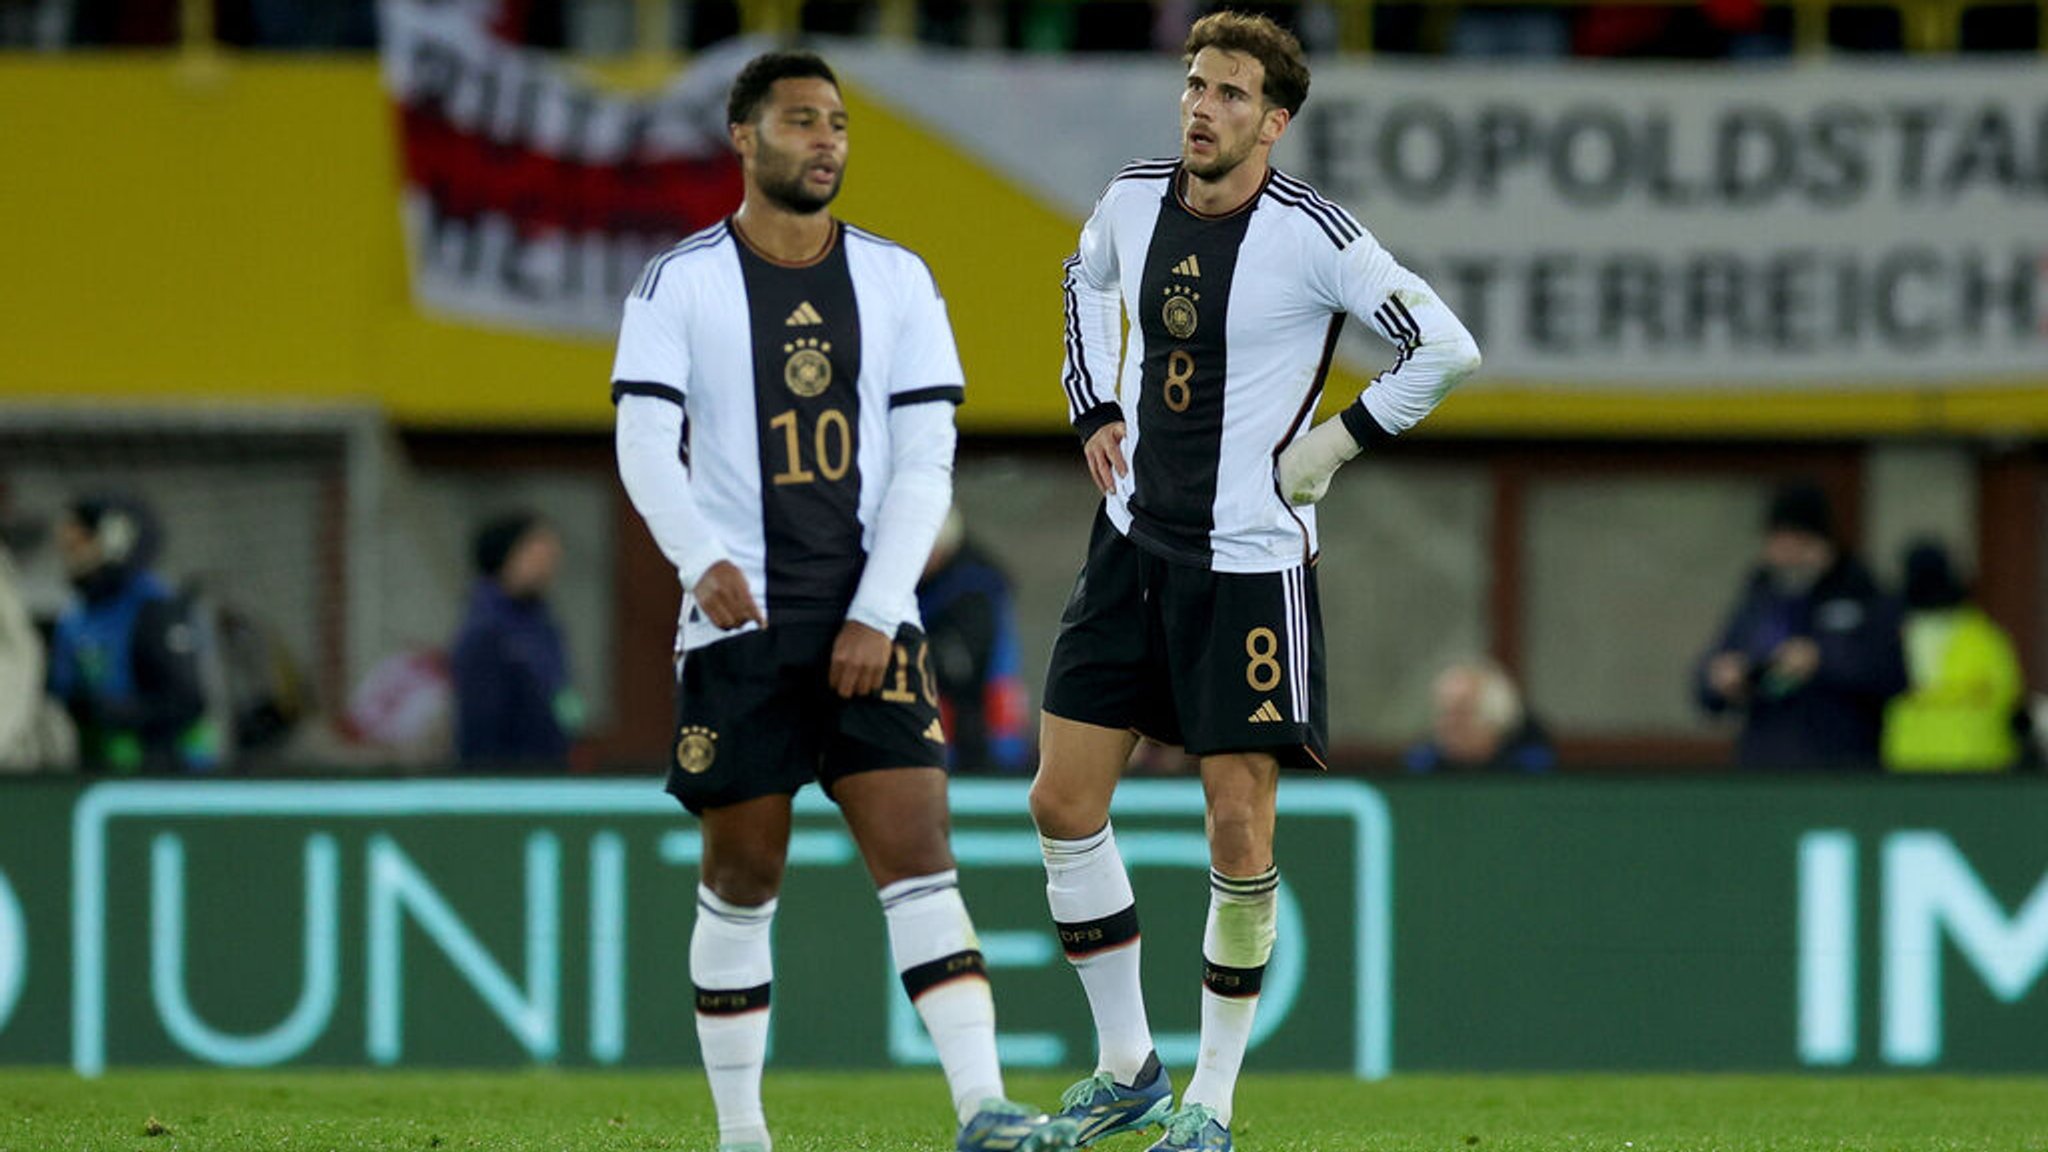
[
  {"x1": 1312, "y1": 226, "x2": 1481, "y2": 447},
  {"x1": 611, "y1": 281, "x2": 691, "y2": 404},
  {"x1": 614, "y1": 395, "x2": 730, "y2": 589},
  {"x1": 845, "y1": 400, "x2": 956, "y2": 636},
  {"x1": 889, "y1": 259, "x2": 967, "y2": 407},
  {"x1": 1061, "y1": 191, "x2": 1124, "y2": 441}
]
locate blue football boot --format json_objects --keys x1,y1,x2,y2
[
  {"x1": 957, "y1": 1098, "x2": 1081, "y2": 1152},
  {"x1": 1143, "y1": 1104, "x2": 1230, "y2": 1152},
  {"x1": 1055, "y1": 1052, "x2": 1174, "y2": 1146}
]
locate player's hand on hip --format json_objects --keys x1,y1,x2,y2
[
  {"x1": 693, "y1": 561, "x2": 765, "y2": 631},
  {"x1": 829, "y1": 621, "x2": 891, "y2": 699},
  {"x1": 1277, "y1": 417, "x2": 1364, "y2": 506},
  {"x1": 1084, "y1": 422, "x2": 1129, "y2": 496}
]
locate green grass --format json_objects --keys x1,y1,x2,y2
[{"x1": 4, "y1": 1071, "x2": 2048, "y2": 1152}]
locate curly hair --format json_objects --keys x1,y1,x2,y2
[{"x1": 1182, "y1": 11, "x2": 1310, "y2": 117}]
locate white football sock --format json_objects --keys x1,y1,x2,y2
[
  {"x1": 691, "y1": 884, "x2": 776, "y2": 1149},
  {"x1": 881, "y1": 870, "x2": 1003, "y2": 1126},
  {"x1": 1180, "y1": 867, "x2": 1279, "y2": 1128},
  {"x1": 1042, "y1": 822, "x2": 1155, "y2": 1085}
]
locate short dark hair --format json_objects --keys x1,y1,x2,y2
[
  {"x1": 726, "y1": 51, "x2": 839, "y2": 128},
  {"x1": 1765, "y1": 481, "x2": 1834, "y2": 542},
  {"x1": 1183, "y1": 11, "x2": 1310, "y2": 117},
  {"x1": 473, "y1": 512, "x2": 542, "y2": 578}
]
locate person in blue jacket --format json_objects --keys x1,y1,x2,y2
[
  {"x1": 1695, "y1": 482, "x2": 1906, "y2": 771},
  {"x1": 917, "y1": 508, "x2": 1030, "y2": 773},
  {"x1": 48, "y1": 495, "x2": 216, "y2": 774},
  {"x1": 451, "y1": 512, "x2": 581, "y2": 770}
]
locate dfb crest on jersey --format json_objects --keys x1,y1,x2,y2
[
  {"x1": 783, "y1": 338, "x2": 834, "y2": 397},
  {"x1": 1162, "y1": 285, "x2": 1200, "y2": 339}
]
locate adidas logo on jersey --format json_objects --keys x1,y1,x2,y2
[
  {"x1": 923, "y1": 718, "x2": 947, "y2": 744},
  {"x1": 1172, "y1": 255, "x2": 1202, "y2": 278},
  {"x1": 1248, "y1": 700, "x2": 1284, "y2": 724},
  {"x1": 785, "y1": 301, "x2": 824, "y2": 326}
]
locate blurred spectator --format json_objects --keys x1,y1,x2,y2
[
  {"x1": 1695, "y1": 481, "x2": 1906, "y2": 771},
  {"x1": 62, "y1": 0, "x2": 178, "y2": 45},
  {"x1": 1573, "y1": 0, "x2": 1789, "y2": 57},
  {"x1": 1404, "y1": 658, "x2": 1556, "y2": 774},
  {"x1": 1452, "y1": 6, "x2": 1570, "y2": 57},
  {"x1": 1881, "y1": 538, "x2": 2024, "y2": 773},
  {"x1": 1, "y1": 518, "x2": 78, "y2": 771},
  {"x1": 917, "y1": 507, "x2": 1030, "y2": 772},
  {"x1": 221, "y1": 0, "x2": 378, "y2": 49},
  {"x1": 47, "y1": 495, "x2": 219, "y2": 774},
  {"x1": 451, "y1": 511, "x2": 582, "y2": 770}
]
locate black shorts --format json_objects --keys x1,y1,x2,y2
[
  {"x1": 1043, "y1": 507, "x2": 1328, "y2": 771},
  {"x1": 666, "y1": 621, "x2": 947, "y2": 814}
]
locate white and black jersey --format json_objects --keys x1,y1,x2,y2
[
  {"x1": 1062, "y1": 160, "x2": 1481, "y2": 573},
  {"x1": 613, "y1": 218, "x2": 963, "y2": 653}
]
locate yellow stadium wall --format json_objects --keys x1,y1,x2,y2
[
  {"x1": 0, "y1": 54, "x2": 1087, "y2": 431},
  {"x1": 3, "y1": 55, "x2": 2044, "y2": 435}
]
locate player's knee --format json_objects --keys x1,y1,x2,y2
[
  {"x1": 862, "y1": 835, "x2": 955, "y2": 889},
  {"x1": 1206, "y1": 800, "x2": 1273, "y2": 870},
  {"x1": 701, "y1": 856, "x2": 786, "y2": 907},
  {"x1": 1028, "y1": 776, "x2": 1105, "y2": 840}
]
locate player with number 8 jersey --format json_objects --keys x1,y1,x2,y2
[
  {"x1": 613, "y1": 50, "x2": 1076, "y2": 1152},
  {"x1": 1034, "y1": 13, "x2": 1483, "y2": 1152}
]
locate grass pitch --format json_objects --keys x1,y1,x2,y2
[{"x1": 4, "y1": 1070, "x2": 2046, "y2": 1151}]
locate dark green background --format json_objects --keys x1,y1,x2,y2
[{"x1": 3, "y1": 777, "x2": 2045, "y2": 1073}]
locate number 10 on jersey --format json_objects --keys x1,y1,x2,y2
[{"x1": 769, "y1": 408, "x2": 853, "y2": 486}]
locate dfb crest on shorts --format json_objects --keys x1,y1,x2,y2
[{"x1": 675, "y1": 726, "x2": 719, "y2": 774}]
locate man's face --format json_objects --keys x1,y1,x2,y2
[
  {"x1": 734, "y1": 77, "x2": 848, "y2": 214},
  {"x1": 1180, "y1": 47, "x2": 1284, "y2": 181},
  {"x1": 55, "y1": 514, "x2": 102, "y2": 579},
  {"x1": 502, "y1": 525, "x2": 562, "y2": 598},
  {"x1": 1431, "y1": 669, "x2": 1503, "y2": 764},
  {"x1": 1762, "y1": 529, "x2": 1834, "y2": 593}
]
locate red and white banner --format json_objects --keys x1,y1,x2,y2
[{"x1": 379, "y1": 0, "x2": 749, "y2": 335}]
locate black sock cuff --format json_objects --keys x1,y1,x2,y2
[
  {"x1": 694, "y1": 982, "x2": 772, "y2": 1015},
  {"x1": 901, "y1": 950, "x2": 987, "y2": 1001},
  {"x1": 1203, "y1": 960, "x2": 1266, "y2": 998},
  {"x1": 1056, "y1": 904, "x2": 1141, "y2": 959}
]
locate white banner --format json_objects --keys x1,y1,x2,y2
[
  {"x1": 831, "y1": 49, "x2": 2048, "y2": 388},
  {"x1": 378, "y1": 0, "x2": 754, "y2": 335}
]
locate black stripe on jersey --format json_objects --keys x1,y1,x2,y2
[
  {"x1": 844, "y1": 223, "x2": 910, "y2": 253},
  {"x1": 1274, "y1": 314, "x2": 1345, "y2": 564},
  {"x1": 846, "y1": 226, "x2": 952, "y2": 311},
  {"x1": 1262, "y1": 184, "x2": 1359, "y2": 250},
  {"x1": 890, "y1": 385, "x2": 964, "y2": 408},
  {"x1": 694, "y1": 982, "x2": 771, "y2": 1015},
  {"x1": 1056, "y1": 905, "x2": 1141, "y2": 959},
  {"x1": 1269, "y1": 170, "x2": 1364, "y2": 238},
  {"x1": 611, "y1": 379, "x2": 685, "y2": 407},
  {"x1": 734, "y1": 222, "x2": 866, "y2": 623},
  {"x1": 1127, "y1": 188, "x2": 1257, "y2": 566},
  {"x1": 900, "y1": 950, "x2": 988, "y2": 1001},
  {"x1": 636, "y1": 223, "x2": 730, "y2": 300},
  {"x1": 1340, "y1": 301, "x2": 1419, "y2": 450},
  {"x1": 1060, "y1": 254, "x2": 1104, "y2": 419},
  {"x1": 1109, "y1": 157, "x2": 1180, "y2": 186}
]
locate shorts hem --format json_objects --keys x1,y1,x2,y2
[{"x1": 1185, "y1": 737, "x2": 1329, "y2": 773}]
